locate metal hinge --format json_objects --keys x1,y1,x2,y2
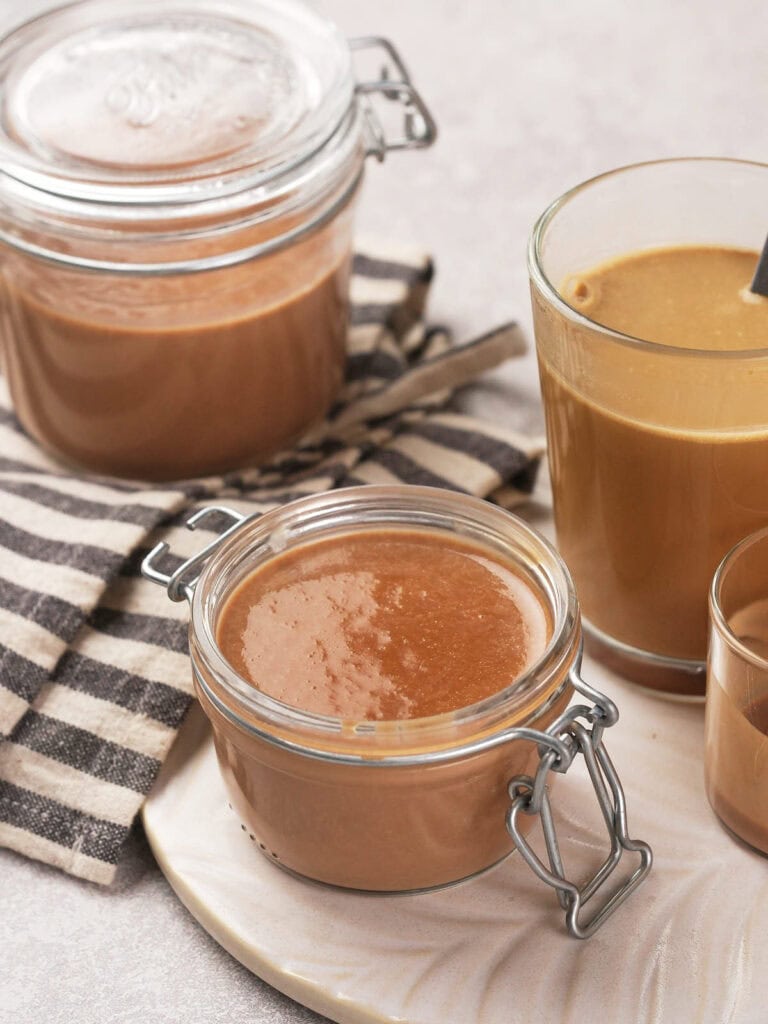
[
  {"x1": 141, "y1": 505, "x2": 247, "y2": 603},
  {"x1": 351, "y1": 37, "x2": 437, "y2": 161},
  {"x1": 506, "y1": 670, "x2": 653, "y2": 938}
]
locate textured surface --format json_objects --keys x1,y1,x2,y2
[{"x1": 3, "y1": 0, "x2": 768, "y2": 1021}]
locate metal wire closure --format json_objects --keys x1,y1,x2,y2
[
  {"x1": 350, "y1": 37, "x2": 438, "y2": 160},
  {"x1": 142, "y1": 506, "x2": 652, "y2": 939},
  {"x1": 506, "y1": 673, "x2": 653, "y2": 939},
  {"x1": 141, "y1": 506, "x2": 247, "y2": 603}
]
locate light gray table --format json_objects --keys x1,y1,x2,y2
[{"x1": 2, "y1": 1, "x2": 765, "y2": 1021}]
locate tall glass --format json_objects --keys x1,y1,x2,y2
[{"x1": 529, "y1": 159, "x2": 768, "y2": 696}]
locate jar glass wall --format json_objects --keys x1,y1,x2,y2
[{"x1": 0, "y1": 193, "x2": 359, "y2": 480}]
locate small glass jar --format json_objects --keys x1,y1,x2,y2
[
  {"x1": 144, "y1": 485, "x2": 652, "y2": 938},
  {"x1": 705, "y1": 526, "x2": 768, "y2": 855},
  {"x1": 0, "y1": 0, "x2": 436, "y2": 480}
]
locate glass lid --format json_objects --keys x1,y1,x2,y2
[{"x1": 0, "y1": 0, "x2": 354, "y2": 201}]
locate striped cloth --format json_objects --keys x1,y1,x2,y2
[{"x1": 0, "y1": 246, "x2": 543, "y2": 884}]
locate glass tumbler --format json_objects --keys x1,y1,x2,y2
[
  {"x1": 529, "y1": 158, "x2": 768, "y2": 697},
  {"x1": 705, "y1": 526, "x2": 768, "y2": 855}
]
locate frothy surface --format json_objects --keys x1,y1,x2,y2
[{"x1": 562, "y1": 245, "x2": 767, "y2": 350}]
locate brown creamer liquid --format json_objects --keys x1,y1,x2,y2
[
  {"x1": 539, "y1": 246, "x2": 768, "y2": 670},
  {"x1": 706, "y1": 598, "x2": 768, "y2": 855},
  {"x1": 216, "y1": 529, "x2": 551, "y2": 721},
  {"x1": 0, "y1": 218, "x2": 351, "y2": 481},
  {"x1": 205, "y1": 527, "x2": 569, "y2": 890}
]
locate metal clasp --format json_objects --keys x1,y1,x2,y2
[
  {"x1": 350, "y1": 37, "x2": 438, "y2": 161},
  {"x1": 506, "y1": 668, "x2": 653, "y2": 939},
  {"x1": 141, "y1": 505, "x2": 247, "y2": 604}
]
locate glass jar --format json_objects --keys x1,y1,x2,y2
[
  {"x1": 0, "y1": 0, "x2": 436, "y2": 480},
  {"x1": 529, "y1": 158, "x2": 768, "y2": 697},
  {"x1": 143, "y1": 485, "x2": 652, "y2": 938}
]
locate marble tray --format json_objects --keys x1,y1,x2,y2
[{"x1": 142, "y1": 655, "x2": 768, "y2": 1024}]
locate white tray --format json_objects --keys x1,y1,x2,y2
[{"x1": 143, "y1": 654, "x2": 768, "y2": 1024}]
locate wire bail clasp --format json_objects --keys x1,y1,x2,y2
[
  {"x1": 350, "y1": 37, "x2": 437, "y2": 161},
  {"x1": 506, "y1": 671, "x2": 653, "y2": 939},
  {"x1": 141, "y1": 505, "x2": 247, "y2": 604}
]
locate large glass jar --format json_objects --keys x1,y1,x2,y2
[
  {"x1": 143, "y1": 486, "x2": 652, "y2": 937},
  {"x1": 0, "y1": 0, "x2": 436, "y2": 480}
]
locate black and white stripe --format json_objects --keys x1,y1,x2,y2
[{"x1": 0, "y1": 246, "x2": 543, "y2": 884}]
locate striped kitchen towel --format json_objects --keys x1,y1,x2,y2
[{"x1": 0, "y1": 246, "x2": 544, "y2": 884}]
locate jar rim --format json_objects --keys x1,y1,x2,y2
[
  {"x1": 709, "y1": 524, "x2": 768, "y2": 672},
  {"x1": 190, "y1": 486, "x2": 581, "y2": 760},
  {"x1": 0, "y1": 137, "x2": 364, "y2": 275},
  {"x1": 528, "y1": 156, "x2": 768, "y2": 361}
]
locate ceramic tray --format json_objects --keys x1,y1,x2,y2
[{"x1": 143, "y1": 654, "x2": 768, "y2": 1024}]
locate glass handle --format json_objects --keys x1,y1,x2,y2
[
  {"x1": 350, "y1": 36, "x2": 437, "y2": 161},
  {"x1": 506, "y1": 669, "x2": 653, "y2": 939},
  {"x1": 141, "y1": 505, "x2": 247, "y2": 604}
]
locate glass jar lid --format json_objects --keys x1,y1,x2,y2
[{"x1": 0, "y1": 0, "x2": 355, "y2": 202}]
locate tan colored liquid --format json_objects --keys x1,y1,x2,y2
[
  {"x1": 539, "y1": 246, "x2": 768, "y2": 669},
  {"x1": 561, "y1": 246, "x2": 768, "y2": 350},
  {"x1": 216, "y1": 528, "x2": 551, "y2": 721},
  {"x1": 706, "y1": 598, "x2": 768, "y2": 855}
]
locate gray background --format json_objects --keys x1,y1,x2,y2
[{"x1": 2, "y1": 1, "x2": 766, "y2": 1021}]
